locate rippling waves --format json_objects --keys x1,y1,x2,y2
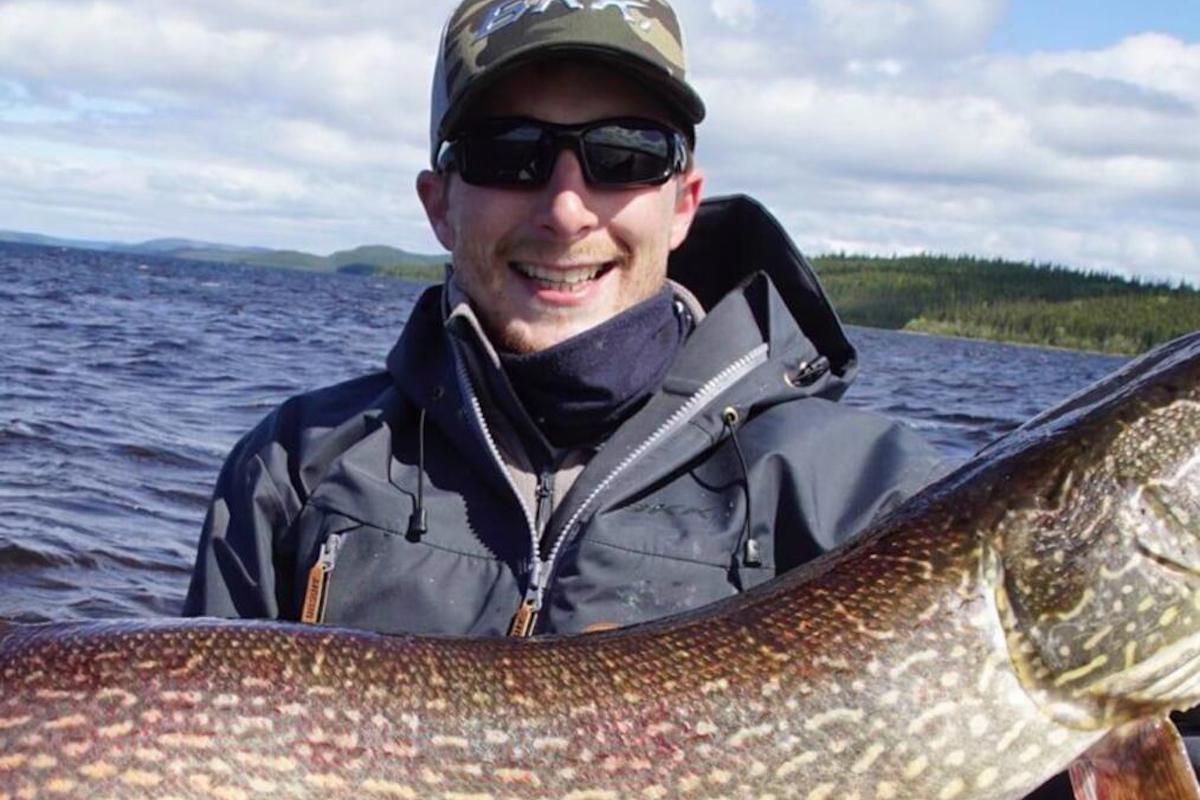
[{"x1": 0, "y1": 242, "x2": 1125, "y2": 622}]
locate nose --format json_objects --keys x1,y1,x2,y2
[{"x1": 532, "y1": 148, "x2": 600, "y2": 240}]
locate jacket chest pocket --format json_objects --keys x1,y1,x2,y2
[{"x1": 300, "y1": 524, "x2": 524, "y2": 637}]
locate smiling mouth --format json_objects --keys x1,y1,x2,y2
[{"x1": 510, "y1": 261, "x2": 617, "y2": 293}]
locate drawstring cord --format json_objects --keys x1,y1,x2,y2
[
  {"x1": 722, "y1": 407, "x2": 760, "y2": 592},
  {"x1": 406, "y1": 407, "x2": 429, "y2": 542}
]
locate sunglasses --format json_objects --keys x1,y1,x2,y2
[{"x1": 437, "y1": 117, "x2": 691, "y2": 189}]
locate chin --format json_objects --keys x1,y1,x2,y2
[{"x1": 494, "y1": 317, "x2": 597, "y2": 354}]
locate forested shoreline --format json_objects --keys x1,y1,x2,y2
[{"x1": 811, "y1": 254, "x2": 1197, "y2": 355}]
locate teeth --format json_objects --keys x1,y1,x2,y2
[{"x1": 512, "y1": 262, "x2": 607, "y2": 287}]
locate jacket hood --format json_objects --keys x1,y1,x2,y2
[{"x1": 668, "y1": 194, "x2": 857, "y2": 384}]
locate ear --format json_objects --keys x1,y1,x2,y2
[
  {"x1": 668, "y1": 166, "x2": 704, "y2": 251},
  {"x1": 416, "y1": 169, "x2": 456, "y2": 251}
]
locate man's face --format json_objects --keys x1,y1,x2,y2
[{"x1": 417, "y1": 61, "x2": 704, "y2": 354}]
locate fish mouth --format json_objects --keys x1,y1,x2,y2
[{"x1": 509, "y1": 260, "x2": 618, "y2": 293}]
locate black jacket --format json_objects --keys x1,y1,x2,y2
[{"x1": 183, "y1": 195, "x2": 944, "y2": 636}]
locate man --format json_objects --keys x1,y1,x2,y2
[{"x1": 183, "y1": 0, "x2": 944, "y2": 639}]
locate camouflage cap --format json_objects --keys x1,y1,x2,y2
[{"x1": 430, "y1": 0, "x2": 706, "y2": 165}]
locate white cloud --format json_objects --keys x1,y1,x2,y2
[
  {"x1": 710, "y1": 0, "x2": 758, "y2": 30},
  {"x1": 0, "y1": 0, "x2": 1197, "y2": 284},
  {"x1": 804, "y1": 0, "x2": 1007, "y2": 58}
]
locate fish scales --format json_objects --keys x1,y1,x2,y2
[{"x1": 3, "y1": 333, "x2": 1200, "y2": 800}]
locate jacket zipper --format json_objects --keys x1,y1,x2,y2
[
  {"x1": 527, "y1": 343, "x2": 771, "y2": 630},
  {"x1": 451, "y1": 350, "x2": 546, "y2": 636},
  {"x1": 301, "y1": 533, "x2": 345, "y2": 624}
]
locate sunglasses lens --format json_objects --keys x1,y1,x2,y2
[
  {"x1": 452, "y1": 119, "x2": 680, "y2": 187},
  {"x1": 461, "y1": 123, "x2": 549, "y2": 185},
  {"x1": 583, "y1": 124, "x2": 672, "y2": 185}
]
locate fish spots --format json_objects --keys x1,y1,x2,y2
[
  {"x1": 851, "y1": 743, "x2": 885, "y2": 773},
  {"x1": 484, "y1": 729, "x2": 509, "y2": 745},
  {"x1": 0, "y1": 716, "x2": 31, "y2": 731},
  {"x1": 212, "y1": 786, "x2": 249, "y2": 800},
  {"x1": 431, "y1": 735, "x2": 471, "y2": 750},
  {"x1": 533, "y1": 736, "x2": 570, "y2": 751},
  {"x1": 120, "y1": 769, "x2": 162, "y2": 787},
  {"x1": 496, "y1": 768, "x2": 540, "y2": 786},
  {"x1": 1125, "y1": 641, "x2": 1139, "y2": 669},
  {"x1": 775, "y1": 751, "x2": 819, "y2": 778},
  {"x1": 706, "y1": 769, "x2": 732, "y2": 786},
  {"x1": 968, "y1": 715, "x2": 989, "y2": 737},
  {"x1": 278, "y1": 702, "x2": 307, "y2": 717},
  {"x1": 42, "y1": 714, "x2": 86, "y2": 731},
  {"x1": 230, "y1": 716, "x2": 273, "y2": 736},
  {"x1": 563, "y1": 791, "x2": 618, "y2": 800},
  {"x1": 1018, "y1": 744, "x2": 1042, "y2": 763},
  {"x1": 804, "y1": 708, "x2": 864, "y2": 731},
  {"x1": 306, "y1": 772, "x2": 348, "y2": 790},
  {"x1": 642, "y1": 787, "x2": 668, "y2": 799},
  {"x1": 1053, "y1": 655, "x2": 1109, "y2": 687},
  {"x1": 98, "y1": 720, "x2": 134, "y2": 738},
  {"x1": 806, "y1": 783, "x2": 836, "y2": 800},
  {"x1": 727, "y1": 723, "x2": 773, "y2": 747},
  {"x1": 938, "y1": 777, "x2": 966, "y2": 799},
  {"x1": 907, "y1": 702, "x2": 956, "y2": 735},
  {"x1": 248, "y1": 777, "x2": 279, "y2": 793},
  {"x1": 77, "y1": 761, "x2": 118, "y2": 782},
  {"x1": 902, "y1": 755, "x2": 929, "y2": 779},
  {"x1": 875, "y1": 781, "x2": 898, "y2": 799},
  {"x1": 888, "y1": 650, "x2": 937, "y2": 679},
  {"x1": 360, "y1": 779, "x2": 419, "y2": 797},
  {"x1": 0, "y1": 755, "x2": 27, "y2": 771},
  {"x1": 158, "y1": 733, "x2": 215, "y2": 750},
  {"x1": 61, "y1": 742, "x2": 91, "y2": 759},
  {"x1": 1160, "y1": 606, "x2": 1180, "y2": 627},
  {"x1": 160, "y1": 690, "x2": 203, "y2": 706},
  {"x1": 96, "y1": 688, "x2": 138, "y2": 707},
  {"x1": 975, "y1": 766, "x2": 999, "y2": 789},
  {"x1": 43, "y1": 778, "x2": 78, "y2": 794},
  {"x1": 1083, "y1": 625, "x2": 1114, "y2": 651},
  {"x1": 134, "y1": 748, "x2": 164, "y2": 764}
]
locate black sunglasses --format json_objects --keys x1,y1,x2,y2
[{"x1": 437, "y1": 117, "x2": 690, "y2": 189}]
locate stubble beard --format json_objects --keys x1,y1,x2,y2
[{"x1": 452, "y1": 236, "x2": 668, "y2": 355}]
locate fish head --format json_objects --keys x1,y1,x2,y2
[{"x1": 993, "y1": 332, "x2": 1200, "y2": 729}]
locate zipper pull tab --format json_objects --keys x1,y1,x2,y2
[
  {"x1": 508, "y1": 597, "x2": 539, "y2": 638},
  {"x1": 301, "y1": 534, "x2": 344, "y2": 624},
  {"x1": 509, "y1": 562, "x2": 545, "y2": 638}
]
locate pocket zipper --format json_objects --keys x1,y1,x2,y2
[{"x1": 301, "y1": 534, "x2": 345, "y2": 624}]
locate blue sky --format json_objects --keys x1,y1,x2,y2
[
  {"x1": 1, "y1": 0, "x2": 1198, "y2": 284},
  {"x1": 991, "y1": 0, "x2": 1199, "y2": 52}
]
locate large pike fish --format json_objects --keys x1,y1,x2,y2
[{"x1": 3, "y1": 333, "x2": 1200, "y2": 800}]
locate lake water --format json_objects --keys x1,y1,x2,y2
[{"x1": 0, "y1": 241, "x2": 1128, "y2": 623}]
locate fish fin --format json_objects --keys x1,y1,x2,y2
[{"x1": 1069, "y1": 716, "x2": 1200, "y2": 800}]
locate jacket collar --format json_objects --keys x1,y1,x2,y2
[{"x1": 668, "y1": 193, "x2": 857, "y2": 386}]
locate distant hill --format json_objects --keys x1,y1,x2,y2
[
  {"x1": 7, "y1": 229, "x2": 1194, "y2": 354},
  {"x1": 812, "y1": 254, "x2": 1199, "y2": 355},
  {"x1": 0, "y1": 229, "x2": 446, "y2": 281}
]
